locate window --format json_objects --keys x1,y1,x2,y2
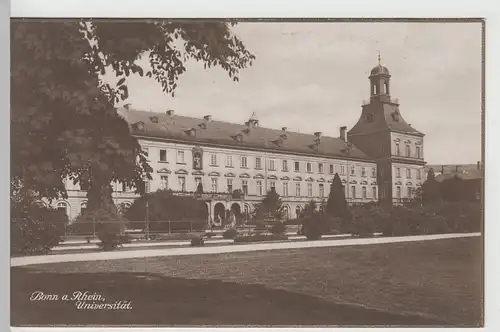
[
  {"x1": 269, "y1": 159, "x2": 276, "y2": 171},
  {"x1": 211, "y1": 178, "x2": 218, "y2": 192},
  {"x1": 241, "y1": 156, "x2": 248, "y2": 168},
  {"x1": 177, "y1": 150, "x2": 185, "y2": 163},
  {"x1": 242, "y1": 180, "x2": 248, "y2": 195},
  {"x1": 255, "y1": 157, "x2": 262, "y2": 169},
  {"x1": 351, "y1": 166, "x2": 356, "y2": 176},
  {"x1": 396, "y1": 168, "x2": 401, "y2": 178},
  {"x1": 330, "y1": 164, "x2": 334, "y2": 174},
  {"x1": 160, "y1": 175, "x2": 168, "y2": 189},
  {"x1": 145, "y1": 180, "x2": 150, "y2": 193},
  {"x1": 294, "y1": 161, "x2": 300, "y2": 172},
  {"x1": 371, "y1": 167, "x2": 376, "y2": 178},
  {"x1": 307, "y1": 183, "x2": 313, "y2": 197},
  {"x1": 159, "y1": 149, "x2": 167, "y2": 162},
  {"x1": 405, "y1": 144, "x2": 411, "y2": 157},
  {"x1": 372, "y1": 186, "x2": 377, "y2": 199},
  {"x1": 178, "y1": 177, "x2": 186, "y2": 192},
  {"x1": 396, "y1": 186, "x2": 401, "y2": 199},
  {"x1": 282, "y1": 160, "x2": 288, "y2": 172},
  {"x1": 57, "y1": 202, "x2": 68, "y2": 216},
  {"x1": 407, "y1": 187, "x2": 413, "y2": 199},
  {"x1": 340, "y1": 165, "x2": 345, "y2": 175},
  {"x1": 210, "y1": 153, "x2": 217, "y2": 166},
  {"x1": 351, "y1": 186, "x2": 356, "y2": 199},
  {"x1": 227, "y1": 179, "x2": 233, "y2": 193},
  {"x1": 256, "y1": 180, "x2": 263, "y2": 196},
  {"x1": 283, "y1": 182, "x2": 289, "y2": 197},
  {"x1": 362, "y1": 186, "x2": 367, "y2": 199},
  {"x1": 195, "y1": 177, "x2": 202, "y2": 188},
  {"x1": 406, "y1": 168, "x2": 412, "y2": 178},
  {"x1": 361, "y1": 167, "x2": 366, "y2": 177},
  {"x1": 417, "y1": 169, "x2": 422, "y2": 180},
  {"x1": 80, "y1": 202, "x2": 87, "y2": 215},
  {"x1": 395, "y1": 143, "x2": 400, "y2": 156},
  {"x1": 306, "y1": 162, "x2": 312, "y2": 173},
  {"x1": 295, "y1": 183, "x2": 301, "y2": 197},
  {"x1": 318, "y1": 163, "x2": 324, "y2": 173},
  {"x1": 416, "y1": 146, "x2": 421, "y2": 159},
  {"x1": 226, "y1": 155, "x2": 233, "y2": 167},
  {"x1": 319, "y1": 184, "x2": 324, "y2": 198},
  {"x1": 270, "y1": 181, "x2": 276, "y2": 192}
]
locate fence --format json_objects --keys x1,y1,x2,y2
[{"x1": 65, "y1": 219, "x2": 208, "y2": 238}]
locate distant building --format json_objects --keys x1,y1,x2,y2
[
  {"x1": 52, "y1": 61, "x2": 427, "y2": 225},
  {"x1": 424, "y1": 162, "x2": 482, "y2": 201}
]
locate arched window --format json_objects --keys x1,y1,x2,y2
[
  {"x1": 384, "y1": 82, "x2": 389, "y2": 94},
  {"x1": 351, "y1": 186, "x2": 356, "y2": 199},
  {"x1": 56, "y1": 202, "x2": 68, "y2": 217},
  {"x1": 80, "y1": 201, "x2": 87, "y2": 215},
  {"x1": 362, "y1": 186, "x2": 367, "y2": 199},
  {"x1": 295, "y1": 206, "x2": 301, "y2": 219}
]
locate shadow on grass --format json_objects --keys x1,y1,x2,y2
[{"x1": 11, "y1": 267, "x2": 448, "y2": 327}]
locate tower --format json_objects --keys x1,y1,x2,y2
[{"x1": 347, "y1": 58, "x2": 426, "y2": 205}]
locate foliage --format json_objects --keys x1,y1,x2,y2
[
  {"x1": 253, "y1": 190, "x2": 284, "y2": 221},
  {"x1": 270, "y1": 222, "x2": 286, "y2": 236},
  {"x1": 326, "y1": 173, "x2": 348, "y2": 218},
  {"x1": 222, "y1": 228, "x2": 238, "y2": 239},
  {"x1": 11, "y1": 19, "x2": 254, "y2": 205},
  {"x1": 124, "y1": 189, "x2": 208, "y2": 231},
  {"x1": 190, "y1": 236, "x2": 205, "y2": 247},
  {"x1": 422, "y1": 169, "x2": 442, "y2": 205},
  {"x1": 234, "y1": 234, "x2": 288, "y2": 243},
  {"x1": 301, "y1": 218, "x2": 326, "y2": 240},
  {"x1": 11, "y1": 178, "x2": 67, "y2": 255}
]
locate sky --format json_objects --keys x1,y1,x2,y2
[{"x1": 111, "y1": 22, "x2": 482, "y2": 165}]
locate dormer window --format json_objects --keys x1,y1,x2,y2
[
  {"x1": 149, "y1": 116, "x2": 159, "y2": 123},
  {"x1": 184, "y1": 128, "x2": 196, "y2": 137},
  {"x1": 133, "y1": 121, "x2": 145, "y2": 131},
  {"x1": 198, "y1": 122, "x2": 207, "y2": 130},
  {"x1": 242, "y1": 127, "x2": 251, "y2": 135},
  {"x1": 233, "y1": 133, "x2": 243, "y2": 143}
]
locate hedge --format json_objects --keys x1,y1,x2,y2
[{"x1": 234, "y1": 234, "x2": 288, "y2": 243}]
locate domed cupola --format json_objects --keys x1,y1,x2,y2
[
  {"x1": 370, "y1": 64, "x2": 390, "y2": 77},
  {"x1": 368, "y1": 54, "x2": 392, "y2": 103}
]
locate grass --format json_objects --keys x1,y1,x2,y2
[{"x1": 11, "y1": 237, "x2": 482, "y2": 327}]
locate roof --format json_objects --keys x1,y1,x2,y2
[
  {"x1": 118, "y1": 108, "x2": 373, "y2": 161},
  {"x1": 370, "y1": 65, "x2": 390, "y2": 76},
  {"x1": 425, "y1": 164, "x2": 483, "y2": 182},
  {"x1": 348, "y1": 103, "x2": 424, "y2": 137}
]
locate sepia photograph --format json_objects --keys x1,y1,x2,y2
[{"x1": 10, "y1": 17, "x2": 484, "y2": 327}]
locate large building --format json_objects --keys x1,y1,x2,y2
[{"x1": 53, "y1": 62, "x2": 426, "y2": 225}]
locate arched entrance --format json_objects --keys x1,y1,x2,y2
[
  {"x1": 230, "y1": 203, "x2": 242, "y2": 225},
  {"x1": 295, "y1": 205, "x2": 301, "y2": 219},
  {"x1": 213, "y1": 203, "x2": 225, "y2": 227},
  {"x1": 282, "y1": 205, "x2": 290, "y2": 221}
]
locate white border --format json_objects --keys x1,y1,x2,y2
[{"x1": 7, "y1": 1, "x2": 500, "y2": 332}]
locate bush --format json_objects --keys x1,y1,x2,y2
[
  {"x1": 234, "y1": 234, "x2": 288, "y2": 243},
  {"x1": 301, "y1": 218, "x2": 326, "y2": 240},
  {"x1": 270, "y1": 222, "x2": 286, "y2": 236},
  {"x1": 11, "y1": 203, "x2": 67, "y2": 256},
  {"x1": 223, "y1": 228, "x2": 238, "y2": 239},
  {"x1": 284, "y1": 218, "x2": 301, "y2": 226},
  {"x1": 204, "y1": 231, "x2": 216, "y2": 238},
  {"x1": 190, "y1": 236, "x2": 205, "y2": 247}
]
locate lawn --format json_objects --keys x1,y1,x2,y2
[{"x1": 11, "y1": 237, "x2": 482, "y2": 327}]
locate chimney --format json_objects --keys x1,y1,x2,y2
[
  {"x1": 477, "y1": 161, "x2": 481, "y2": 170},
  {"x1": 455, "y1": 165, "x2": 459, "y2": 172},
  {"x1": 166, "y1": 109, "x2": 175, "y2": 117},
  {"x1": 282, "y1": 127, "x2": 288, "y2": 132},
  {"x1": 314, "y1": 132, "x2": 322, "y2": 139},
  {"x1": 203, "y1": 115, "x2": 212, "y2": 122},
  {"x1": 340, "y1": 126, "x2": 347, "y2": 141},
  {"x1": 441, "y1": 165, "x2": 445, "y2": 174},
  {"x1": 124, "y1": 103, "x2": 131, "y2": 110}
]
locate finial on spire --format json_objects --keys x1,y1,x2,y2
[{"x1": 377, "y1": 50, "x2": 381, "y2": 65}]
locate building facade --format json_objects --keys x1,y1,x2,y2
[{"x1": 52, "y1": 62, "x2": 426, "y2": 224}]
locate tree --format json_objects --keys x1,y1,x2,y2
[
  {"x1": 440, "y1": 175, "x2": 465, "y2": 202},
  {"x1": 11, "y1": 20, "x2": 255, "y2": 210},
  {"x1": 253, "y1": 190, "x2": 284, "y2": 221},
  {"x1": 422, "y1": 169, "x2": 442, "y2": 204},
  {"x1": 325, "y1": 173, "x2": 348, "y2": 218},
  {"x1": 125, "y1": 189, "x2": 208, "y2": 231}
]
